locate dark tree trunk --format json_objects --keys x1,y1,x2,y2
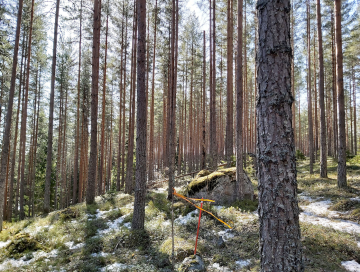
[
  {"x1": 132, "y1": 0, "x2": 147, "y2": 230},
  {"x1": 87, "y1": 0, "x2": 102, "y2": 205},
  {"x1": 201, "y1": 31, "x2": 206, "y2": 169},
  {"x1": 335, "y1": 0, "x2": 346, "y2": 188},
  {"x1": 73, "y1": 0, "x2": 82, "y2": 205},
  {"x1": 256, "y1": 0, "x2": 303, "y2": 271},
  {"x1": 307, "y1": 0, "x2": 314, "y2": 174},
  {"x1": 44, "y1": 0, "x2": 60, "y2": 213},
  {"x1": 0, "y1": 0, "x2": 23, "y2": 230},
  {"x1": 235, "y1": 0, "x2": 243, "y2": 200},
  {"x1": 225, "y1": 0, "x2": 233, "y2": 167},
  {"x1": 317, "y1": 0, "x2": 327, "y2": 178}
]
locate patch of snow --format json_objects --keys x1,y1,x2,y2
[
  {"x1": 299, "y1": 212, "x2": 360, "y2": 234},
  {"x1": 342, "y1": 260, "x2": 360, "y2": 272},
  {"x1": 174, "y1": 210, "x2": 198, "y2": 225},
  {"x1": 211, "y1": 262, "x2": 231, "y2": 271},
  {"x1": 101, "y1": 263, "x2": 133, "y2": 272},
  {"x1": 0, "y1": 240, "x2": 11, "y2": 249},
  {"x1": 0, "y1": 249, "x2": 58, "y2": 270},
  {"x1": 350, "y1": 197, "x2": 360, "y2": 202},
  {"x1": 65, "y1": 241, "x2": 84, "y2": 250},
  {"x1": 97, "y1": 215, "x2": 127, "y2": 236},
  {"x1": 123, "y1": 222, "x2": 131, "y2": 229},
  {"x1": 91, "y1": 252, "x2": 109, "y2": 257},
  {"x1": 153, "y1": 187, "x2": 167, "y2": 193},
  {"x1": 236, "y1": 259, "x2": 251, "y2": 268},
  {"x1": 212, "y1": 206, "x2": 225, "y2": 212},
  {"x1": 218, "y1": 229, "x2": 234, "y2": 241},
  {"x1": 162, "y1": 220, "x2": 171, "y2": 227},
  {"x1": 300, "y1": 200, "x2": 339, "y2": 217}
]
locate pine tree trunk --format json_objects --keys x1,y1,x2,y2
[
  {"x1": 0, "y1": 0, "x2": 23, "y2": 230},
  {"x1": 335, "y1": 0, "x2": 346, "y2": 188},
  {"x1": 235, "y1": 0, "x2": 243, "y2": 200},
  {"x1": 201, "y1": 31, "x2": 206, "y2": 169},
  {"x1": 87, "y1": 0, "x2": 102, "y2": 205},
  {"x1": 307, "y1": 0, "x2": 314, "y2": 174},
  {"x1": 44, "y1": 0, "x2": 60, "y2": 213},
  {"x1": 317, "y1": 0, "x2": 327, "y2": 178},
  {"x1": 132, "y1": 0, "x2": 147, "y2": 230},
  {"x1": 148, "y1": 0, "x2": 157, "y2": 181},
  {"x1": 256, "y1": 1, "x2": 303, "y2": 270},
  {"x1": 73, "y1": 0, "x2": 82, "y2": 205},
  {"x1": 331, "y1": 11, "x2": 338, "y2": 158},
  {"x1": 100, "y1": 9, "x2": 109, "y2": 196},
  {"x1": 225, "y1": 0, "x2": 233, "y2": 167},
  {"x1": 353, "y1": 70, "x2": 357, "y2": 155},
  {"x1": 19, "y1": 0, "x2": 35, "y2": 220}
]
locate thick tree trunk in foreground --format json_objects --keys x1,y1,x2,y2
[
  {"x1": 132, "y1": 0, "x2": 147, "y2": 230},
  {"x1": 87, "y1": 0, "x2": 102, "y2": 205},
  {"x1": 256, "y1": 0, "x2": 303, "y2": 271},
  {"x1": 317, "y1": 0, "x2": 327, "y2": 178},
  {"x1": 0, "y1": 0, "x2": 23, "y2": 230},
  {"x1": 335, "y1": 0, "x2": 346, "y2": 188},
  {"x1": 44, "y1": 0, "x2": 60, "y2": 213}
]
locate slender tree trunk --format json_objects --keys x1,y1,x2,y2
[
  {"x1": 0, "y1": 0, "x2": 23, "y2": 230},
  {"x1": 331, "y1": 11, "x2": 338, "y2": 158},
  {"x1": 236, "y1": 0, "x2": 243, "y2": 200},
  {"x1": 73, "y1": 0, "x2": 82, "y2": 205},
  {"x1": 44, "y1": 0, "x2": 60, "y2": 213},
  {"x1": 19, "y1": 0, "x2": 35, "y2": 220},
  {"x1": 225, "y1": 0, "x2": 233, "y2": 167},
  {"x1": 317, "y1": 0, "x2": 327, "y2": 178},
  {"x1": 99, "y1": 8, "x2": 109, "y2": 196},
  {"x1": 353, "y1": 70, "x2": 357, "y2": 155},
  {"x1": 87, "y1": 0, "x2": 102, "y2": 205},
  {"x1": 307, "y1": 0, "x2": 314, "y2": 174},
  {"x1": 256, "y1": 1, "x2": 303, "y2": 270},
  {"x1": 335, "y1": 0, "x2": 346, "y2": 188},
  {"x1": 148, "y1": 0, "x2": 157, "y2": 181},
  {"x1": 201, "y1": 31, "x2": 206, "y2": 169},
  {"x1": 132, "y1": 0, "x2": 147, "y2": 230}
]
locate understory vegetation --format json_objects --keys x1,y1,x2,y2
[{"x1": 0, "y1": 157, "x2": 360, "y2": 271}]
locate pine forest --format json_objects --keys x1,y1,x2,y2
[{"x1": 0, "y1": 0, "x2": 360, "y2": 271}]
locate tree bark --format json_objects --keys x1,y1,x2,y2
[
  {"x1": 132, "y1": 0, "x2": 147, "y2": 230},
  {"x1": 201, "y1": 31, "x2": 206, "y2": 169},
  {"x1": 335, "y1": 0, "x2": 346, "y2": 188},
  {"x1": 307, "y1": 0, "x2": 314, "y2": 174},
  {"x1": 256, "y1": 1, "x2": 303, "y2": 270},
  {"x1": 44, "y1": 0, "x2": 61, "y2": 213},
  {"x1": 235, "y1": 0, "x2": 243, "y2": 200},
  {"x1": 87, "y1": 0, "x2": 102, "y2": 205},
  {"x1": 317, "y1": 0, "x2": 327, "y2": 178},
  {"x1": 225, "y1": 0, "x2": 233, "y2": 167},
  {"x1": 0, "y1": 0, "x2": 23, "y2": 230}
]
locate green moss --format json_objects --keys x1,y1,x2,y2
[
  {"x1": 231, "y1": 199, "x2": 259, "y2": 212},
  {"x1": 5, "y1": 233, "x2": 41, "y2": 258},
  {"x1": 83, "y1": 237, "x2": 103, "y2": 255},
  {"x1": 119, "y1": 229, "x2": 151, "y2": 250},
  {"x1": 105, "y1": 209, "x2": 123, "y2": 221},
  {"x1": 58, "y1": 207, "x2": 79, "y2": 221},
  {"x1": 160, "y1": 237, "x2": 195, "y2": 262},
  {"x1": 195, "y1": 170, "x2": 211, "y2": 179},
  {"x1": 330, "y1": 200, "x2": 360, "y2": 211},
  {"x1": 85, "y1": 218, "x2": 108, "y2": 238}
]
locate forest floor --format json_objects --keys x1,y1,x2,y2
[{"x1": 1, "y1": 157, "x2": 360, "y2": 271}]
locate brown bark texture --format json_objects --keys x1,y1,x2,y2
[
  {"x1": 256, "y1": 0, "x2": 303, "y2": 271},
  {"x1": 86, "y1": 0, "x2": 102, "y2": 205}
]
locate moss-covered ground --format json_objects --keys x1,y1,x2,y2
[{"x1": 0, "y1": 157, "x2": 360, "y2": 271}]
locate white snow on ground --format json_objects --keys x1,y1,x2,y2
[
  {"x1": 236, "y1": 259, "x2": 251, "y2": 268},
  {"x1": 123, "y1": 222, "x2": 131, "y2": 229},
  {"x1": 299, "y1": 199, "x2": 360, "y2": 234},
  {"x1": 101, "y1": 263, "x2": 133, "y2": 272},
  {"x1": 97, "y1": 215, "x2": 128, "y2": 236},
  {"x1": 91, "y1": 252, "x2": 109, "y2": 258},
  {"x1": 0, "y1": 249, "x2": 58, "y2": 270},
  {"x1": 218, "y1": 229, "x2": 235, "y2": 241},
  {"x1": 174, "y1": 210, "x2": 198, "y2": 225},
  {"x1": 211, "y1": 262, "x2": 231, "y2": 271},
  {"x1": 342, "y1": 260, "x2": 360, "y2": 272},
  {"x1": 0, "y1": 240, "x2": 11, "y2": 249},
  {"x1": 64, "y1": 241, "x2": 84, "y2": 250}
]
